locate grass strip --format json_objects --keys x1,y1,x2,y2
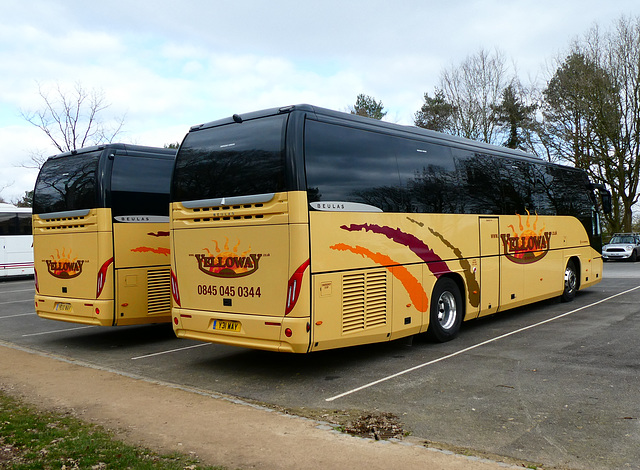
[{"x1": 0, "y1": 391, "x2": 225, "y2": 469}]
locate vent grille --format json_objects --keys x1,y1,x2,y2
[
  {"x1": 342, "y1": 270, "x2": 387, "y2": 334},
  {"x1": 41, "y1": 215, "x2": 88, "y2": 230},
  {"x1": 177, "y1": 198, "x2": 288, "y2": 226},
  {"x1": 147, "y1": 268, "x2": 171, "y2": 315},
  {"x1": 190, "y1": 202, "x2": 269, "y2": 222}
]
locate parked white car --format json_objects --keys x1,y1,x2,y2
[{"x1": 602, "y1": 233, "x2": 640, "y2": 261}]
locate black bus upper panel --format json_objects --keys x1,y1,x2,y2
[
  {"x1": 172, "y1": 104, "x2": 595, "y2": 220},
  {"x1": 33, "y1": 144, "x2": 176, "y2": 217}
]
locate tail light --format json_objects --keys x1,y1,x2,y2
[
  {"x1": 171, "y1": 269, "x2": 181, "y2": 307},
  {"x1": 285, "y1": 259, "x2": 310, "y2": 315},
  {"x1": 96, "y1": 258, "x2": 114, "y2": 298},
  {"x1": 34, "y1": 268, "x2": 39, "y2": 294}
]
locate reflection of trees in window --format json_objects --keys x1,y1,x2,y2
[
  {"x1": 33, "y1": 153, "x2": 99, "y2": 214},
  {"x1": 350, "y1": 185, "x2": 412, "y2": 212},
  {"x1": 303, "y1": 118, "x2": 596, "y2": 220},
  {"x1": 172, "y1": 116, "x2": 287, "y2": 202},
  {"x1": 173, "y1": 148, "x2": 285, "y2": 201},
  {"x1": 408, "y1": 164, "x2": 463, "y2": 214},
  {"x1": 307, "y1": 187, "x2": 321, "y2": 203},
  {"x1": 0, "y1": 212, "x2": 32, "y2": 235}
]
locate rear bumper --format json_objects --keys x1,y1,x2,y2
[
  {"x1": 35, "y1": 295, "x2": 114, "y2": 326},
  {"x1": 173, "y1": 307, "x2": 311, "y2": 353}
]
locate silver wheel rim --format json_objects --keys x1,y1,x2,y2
[
  {"x1": 565, "y1": 266, "x2": 577, "y2": 293},
  {"x1": 437, "y1": 291, "x2": 457, "y2": 330}
]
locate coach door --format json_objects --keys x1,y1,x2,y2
[{"x1": 478, "y1": 217, "x2": 500, "y2": 317}]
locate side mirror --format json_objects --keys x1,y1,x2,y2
[
  {"x1": 589, "y1": 183, "x2": 612, "y2": 214},
  {"x1": 600, "y1": 191, "x2": 612, "y2": 214}
]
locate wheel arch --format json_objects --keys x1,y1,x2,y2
[{"x1": 567, "y1": 255, "x2": 581, "y2": 291}]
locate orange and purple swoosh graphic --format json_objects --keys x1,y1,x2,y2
[
  {"x1": 331, "y1": 243, "x2": 429, "y2": 312},
  {"x1": 330, "y1": 222, "x2": 480, "y2": 311}
]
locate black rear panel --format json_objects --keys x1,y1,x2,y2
[
  {"x1": 171, "y1": 114, "x2": 288, "y2": 202},
  {"x1": 33, "y1": 151, "x2": 101, "y2": 214}
]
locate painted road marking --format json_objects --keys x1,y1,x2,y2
[
  {"x1": 0, "y1": 288, "x2": 35, "y2": 294},
  {"x1": 22, "y1": 325, "x2": 97, "y2": 337},
  {"x1": 0, "y1": 313, "x2": 36, "y2": 319},
  {"x1": 0, "y1": 299, "x2": 34, "y2": 305},
  {"x1": 326, "y1": 285, "x2": 640, "y2": 402},
  {"x1": 131, "y1": 343, "x2": 210, "y2": 360}
]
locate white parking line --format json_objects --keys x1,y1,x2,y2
[
  {"x1": 0, "y1": 299, "x2": 34, "y2": 305},
  {"x1": 325, "y1": 285, "x2": 640, "y2": 402},
  {"x1": 0, "y1": 313, "x2": 36, "y2": 319},
  {"x1": 22, "y1": 325, "x2": 97, "y2": 337},
  {"x1": 0, "y1": 288, "x2": 35, "y2": 294},
  {"x1": 131, "y1": 343, "x2": 209, "y2": 360}
]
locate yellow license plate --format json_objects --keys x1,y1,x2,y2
[
  {"x1": 55, "y1": 302, "x2": 73, "y2": 312},
  {"x1": 212, "y1": 319, "x2": 241, "y2": 332}
]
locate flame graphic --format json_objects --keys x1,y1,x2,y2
[
  {"x1": 502, "y1": 211, "x2": 551, "y2": 263},
  {"x1": 202, "y1": 238, "x2": 253, "y2": 276},
  {"x1": 46, "y1": 248, "x2": 85, "y2": 279}
]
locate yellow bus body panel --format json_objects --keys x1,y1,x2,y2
[
  {"x1": 171, "y1": 192, "x2": 312, "y2": 352},
  {"x1": 308, "y1": 211, "x2": 601, "y2": 351},
  {"x1": 171, "y1": 190, "x2": 602, "y2": 353},
  {"x1": 33, "y1": 208, "x2": 171, "y2": 326}
]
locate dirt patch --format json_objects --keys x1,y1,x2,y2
[{"x1": 269, "y1": 406, "x2": 405, "y2": 440}]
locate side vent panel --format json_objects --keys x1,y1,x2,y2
[
  {"x1": 147, "y1": 268, "x2": 171, "y2": 315},
  {"x1": 342, "y1": 270, "x2": 387, "y2": 334}
]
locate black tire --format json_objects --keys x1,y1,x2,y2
[
  {"x1": 630, "y1": 251, "x2": 637, "y2": 262},
  {"x1": 426, "y1": 277, "x2": 463, "y2": 342},
  {"x1": 561, "y1": 260, "x2": 578, "y2": 302}
]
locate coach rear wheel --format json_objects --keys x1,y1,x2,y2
[
  {"x1": 426, "y1": 278, "x2": 463, "y2": 342},
  {"x1": 561, "y1": 260, "x2": 578, "y2": 302}
]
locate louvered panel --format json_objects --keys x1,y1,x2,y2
[
  {"x1": 365, "y1": 271, "x2": 387, "y2": 328},
  {"x1": 341, "y1": 270, "x2": 387, "y2": 334},
  {"x1": 342, "y1": 272, "x2": 365, "y2": 333},
  {"x1": 147, "y1": 268, "x2": 171, "y2": 315}
]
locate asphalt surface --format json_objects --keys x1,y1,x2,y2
[{"x1": 1, "y1": 262, "x2": 639, "y2": 469}]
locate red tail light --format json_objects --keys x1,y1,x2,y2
[
  {"x1": 34, "y1": 267, "x2": 39, "y2": 294},
  {"x1": 285, "y1": 259, "x2": 310, "y2": 315},
  {"x1": 171, "y1": 269, "x2": 181, "y2": 307},
  {"x1": 96, "y1": 258, "x2": 114, "y2": 298}
]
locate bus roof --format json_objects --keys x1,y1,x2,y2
[
  {"x1": 0, "y1": 203, "x2": 31, "y2": 213},
  {"x1": 47, "y1": 143, "x2": 176, "y2": 161},
  {"x1": 188, "y1": 104, "x2": 545, "y2": 165}
]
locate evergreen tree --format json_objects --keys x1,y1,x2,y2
[{"x1": 350, "y1": 94, "x2": 387, "y2": 120}]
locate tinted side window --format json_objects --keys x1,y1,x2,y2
[
  {"x1": 401, "y1": 141, "x2": 460, "y2": 213},
  {"x1": 305, "y1": 120, "x2": 407, "y2": 212},
  {"x1": 110, "y1": 156, "x2": 174, "y2": 216},
  {"x1": 0, "y1": 212, "x2": 31, "y2": 235},
  {"x1": 33, "y1": 152, "x2": 100, "y2": 214}
]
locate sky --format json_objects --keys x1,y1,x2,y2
[{"x1": 1, "y1": 0, "x2": 638, "y2": 202}]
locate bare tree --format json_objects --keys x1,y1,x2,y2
[
  {"x1": 21, "y1": 82, "x2": 126, "y2": 168},
  {"x1": 541, "y1": 16, "x2": 640, "y2": 232},
  {"x1": 439, "y1": 48, "x2": 509, "y2": 144}
]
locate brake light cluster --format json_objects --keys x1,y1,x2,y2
[
  {"x1": 171, "y1": 269, "x2": 181, "y2": 307},
  {"x1": 285, "y1": 259, "x2": 310, "y2": 315},
  {"x1": 96, "y1": 258, "x2": 114, "y2": 298}
]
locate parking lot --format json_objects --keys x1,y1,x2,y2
[{"x1": 1, "y1": 262, "x2": 639, "y2": 469}]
